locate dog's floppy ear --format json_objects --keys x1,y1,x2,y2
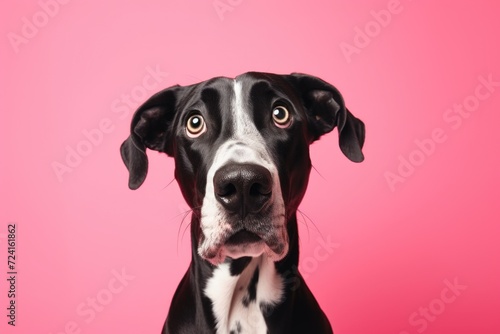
[
  {"x1": 120, "y1": 85, "x2": 184, "y2": 189},
  {"x1": 287, "y1": 73, "x2": 365, "y2": 162}
]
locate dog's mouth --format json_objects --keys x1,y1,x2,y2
[
  {"x1": 223, "y1": 230, "x2": 266, "y2": 258},
  {"x1": 199, "y1": 227, "x2": 288, "y2": 266},
  {"x1": 225, "y1": 229, "x2": 262, "y2": 245}
]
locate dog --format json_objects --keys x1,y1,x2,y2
[{"x1": 120, "y1": 72, "x2": 365, "y2": 334}]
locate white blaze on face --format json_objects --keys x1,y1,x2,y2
[{"x1": 198, "y1": 79, "x2": 287, "y2": 265}]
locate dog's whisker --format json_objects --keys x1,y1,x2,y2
[
  {"x1": 298, "y1": 209, "x2": 325, "y2": 241},
  {"x1": 175, "y1": 205, "x2": 202, "y2": 252},
  {"x1": 162, "y1": 178, "x2": 177, "y2": 190},
  {"x1": 180, "y1": 217, "x2": 192, "y2": 246},
  {"x1": 177, "y1": 210, "x2": 191, "y2": 255},
  {"x1": 191, "y1": 206, "x2": 203, "y2": 218},
  {"x1": 297, "y1": 209, "x2": 312, "y2": 242},
  {"x1": 176, "y1": 209, "x2": 193, "y2": 255},
  {"x1": 311, "y1": 164, "x2": 327, "y2": 181},
  {"x1": 169, "y1": 209, "x2": 194, "y2": 222}
]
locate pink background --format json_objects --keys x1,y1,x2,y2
[{"x1": 1, "y1": 0, "x2": 499, "y2": 333}]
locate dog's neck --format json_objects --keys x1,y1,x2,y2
[{"x1": 187, "y1": 213, "x2": 300, "y2": 333}]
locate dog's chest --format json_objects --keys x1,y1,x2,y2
[{"x1": 204, "y1": 257, "x2": 283, "y2": 334}]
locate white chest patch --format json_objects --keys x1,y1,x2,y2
[{"x1": 204, "y1": 256, "x2": 284, "y2": 334}]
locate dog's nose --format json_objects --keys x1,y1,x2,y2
[{"x1": 214, "y1": 164, "x2": 273, "y2": 216}]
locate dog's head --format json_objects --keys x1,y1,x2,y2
[{"x1": 121, "y1": 72, "x2": 365, "y2": 265}]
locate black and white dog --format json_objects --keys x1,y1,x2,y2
[{"x1": 121, "y1": 72, "x2": 365, "y2": 334}]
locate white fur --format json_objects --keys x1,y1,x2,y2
[{"x1": 204, "y1": 256, "x2": 284, "y2": 334}]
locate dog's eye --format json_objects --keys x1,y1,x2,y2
[
  {"x1": 272, "y1": 106, "x2": 291, "y2": 128},
  {"x1": 186, "y1": 114, "x2": 206, "y2": 138}
]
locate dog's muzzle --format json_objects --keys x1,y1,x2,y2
[{"x1": 199, "y1": 162, "x2": 288, "y2": 265}]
